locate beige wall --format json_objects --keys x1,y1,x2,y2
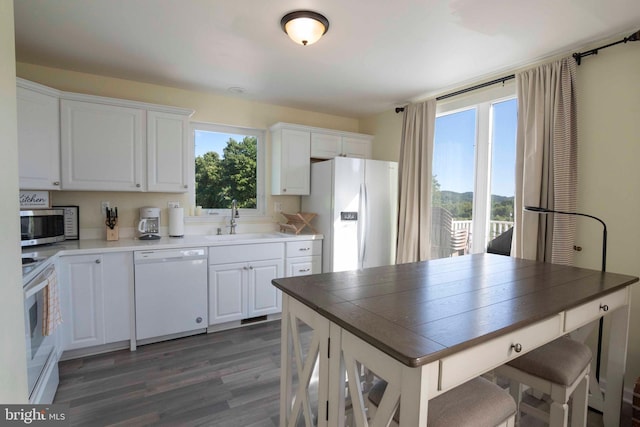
[
  {"x1": 363, "y1": 42, "x2": 640, "y2": 392},
  {"x1": 573, "y1": 42, "x2": 640, "y2": 389},
  {"x1": 16, "y1": 63, "x2": 361, "y2": 235},
  {"x1": 0, "y1": 0, "x2": 28, "y2": 403},
  {"x1": 360, "y1": 109, "x2": 403, "y2": 162}
]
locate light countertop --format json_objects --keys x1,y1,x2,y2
[{"x1": 22, "y1": 232, "x2": 323, "y2": 284}]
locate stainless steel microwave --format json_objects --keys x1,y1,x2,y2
[{"x1": 20, "y1": 209, "x2": 65, "y2": 247}]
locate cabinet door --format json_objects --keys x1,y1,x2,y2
[
  {"x1": 342, "y1": 136, "x2": 372, "y2": 159},
  {"x1": 272, "y1": 128, "x2": 310, "y2": 195},
  {"x1": 102, "y1": 252, "x2": 133, "y2": 344},
  {"x1": 17, "y1": 86, "x2": 61, "y2": 190},
  {"x1": 247, "y1": 259, "x2": 284, "y2": 317},
  {"x1": 147, "y1": 111, "x2": 189, "y2": 192},
  {"x1": 311, "y1": 132, "x2": 341, "y2": 159},
  {"x1": 58, "y1": 254, "x2": 104, "y2": 350},
  {"x1": 60, "y1": 99, "x2": 145, "y2": 191},
  {"x1": 209, "y1": 262, "x2": 247, "y2": 324}
]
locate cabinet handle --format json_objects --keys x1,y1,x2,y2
[
  {"x1": 95, "y1": 259, "x2": 101, "y2": 264},
  {"x1": 183, "y1": 185, "x2": 188, "y2": 189},
  {"x1": 299, "y1": 268, "x2": 310, "y2": 273},
  {"x1": 196, "y1": 317, "x2": 203, "y2": 324},
  {"x1": 511, "y1": 343, "x2": 522, "y2": 353},
  {"x1": 299, "y1": 248, "x2": 310, "y2": 251},
  {"x1": 53, "y1": 181, "x2": 60, "y2": 186},
  {"x1": 249, "y1": 265, "x2": 254, "y2": 270},
  {"x1": 599, "y1": 304, "x2": 609, "y2": 312},
  {"x1": 283, "y1": 188, "x2": 287, "y2": 193},
  {"x1": 243, "y1": 266, "x2": 249, "y2": 270},
  {"x1": 136, "y1": 183, "x2": 141, "y2": 188}
]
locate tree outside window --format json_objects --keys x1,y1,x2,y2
[{"x1": 191, "y1": 123, "x2": 264, "y2": 215}]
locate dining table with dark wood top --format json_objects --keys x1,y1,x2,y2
[{"x1": 272, "y1": 253, "x2": 638, "y2": 427}]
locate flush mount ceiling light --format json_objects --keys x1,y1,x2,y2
[{"x1": 280, "y1": 10, "x2": 329, "y2": 46}]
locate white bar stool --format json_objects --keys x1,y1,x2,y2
[
  {"x1": 367, "y1": 376, "x2": 517, "y2": 426},
  {"x1": 495, "y1": 337, "x2": 592, "y2": 426}
]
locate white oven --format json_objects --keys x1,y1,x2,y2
[{"x1": 24, "y1": 265, "x2": 60, "y2": 403}]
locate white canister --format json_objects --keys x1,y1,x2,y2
[{"x1": 168, "y1": 207, "x2": 184, "y2": 237}]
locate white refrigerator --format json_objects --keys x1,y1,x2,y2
[{"x1": 301, "y1": 157, "x2": 398, "y2": 273}]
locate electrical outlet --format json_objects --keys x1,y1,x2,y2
[
  {"x1": 168, "y1": 201, "x2": 180, "y2": 208},
  {"x1": 274, "y1": 202, "x2": 282, "y2": 213},
  {"x1": 101, "y1": 201, "x2": 110, "y2": 214}
]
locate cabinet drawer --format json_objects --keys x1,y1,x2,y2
[
  {"x1": 564, "y1": 287, "x2": 628, "y2": 332},
  {"x1": 286, "y1": 240, "x2": 321, "y2": 257},
  {"x1": 439, "y1": 314, "x2": 563, "y2": 392},
  {"x1": 286, "y1": 256, "x2": 321, "y2": 277},
  {"x1": 209, "y1": 242, "x2": 284, "y2": 265}
]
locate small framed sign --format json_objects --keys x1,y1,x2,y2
[
  {"x1": 19, "y1": 191, "x2": 50, "y2": 209},
  {"x1": 54, "y1": 205, "x2": 80, "y2": 240}
]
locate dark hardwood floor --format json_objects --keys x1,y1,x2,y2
[{"x1": 54, "y1": 320, "x2": 631, "y2": 426}]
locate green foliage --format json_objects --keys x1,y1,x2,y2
[
  {"x1": 195, "y1": 136, "x2": 257, "y2": 209},
  {"x1": 431, "y1": 176, "x2": 513, "y2": 221}
]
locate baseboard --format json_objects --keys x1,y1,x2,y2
[{"x1": 596, "y1": 376, "x2": 635, "y2": 405}]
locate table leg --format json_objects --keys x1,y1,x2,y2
[
  {"x1": 603, "y1": 299, "x2": 630, "y2": 427},
  {"x1": 280, "y1": 295, "x2": 293, "y2": 427}
]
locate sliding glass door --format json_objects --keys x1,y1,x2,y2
[{"x1": 431, "y1": 93, "x2": 516, "y2": 259}]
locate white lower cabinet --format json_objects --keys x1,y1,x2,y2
[
  {"x1": 209, "y1": 262, "x2": 247, "y2": 323},
  {"x1": 286, "y1": 240, "x2": 322, "y2": 277},
  {"x1": 58, "y1": 252, "x2": 133, "y2": 351},
  {"x1": 208, "y1": 243, "x2": 285, "y2": 325}
]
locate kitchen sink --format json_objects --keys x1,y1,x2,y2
[{"x1": 204, "y1": 232, "x2": 286, "y2": 241}]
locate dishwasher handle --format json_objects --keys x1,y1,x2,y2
[{"x1": 134, "y1": 248, "x2": 207, "y2": 263}]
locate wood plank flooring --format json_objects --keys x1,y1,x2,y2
[{"x1": 54, "y1": 320, "x2": 631, "y2": 426}]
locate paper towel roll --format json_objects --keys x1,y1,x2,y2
[{"x1": 168, "y1": 207, "x2": 184, "y2": 237}]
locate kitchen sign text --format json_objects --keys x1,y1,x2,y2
[{"x1": 19, "y1": 191, "x2": 50, "y2": 209}]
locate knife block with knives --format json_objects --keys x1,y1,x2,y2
[{"x1": 105, "y1": 207, "x2": 119, "y2": 241}]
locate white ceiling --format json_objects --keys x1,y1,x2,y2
[{"x1": 13, "y1": 0, "x2": 640, "y2": 118}]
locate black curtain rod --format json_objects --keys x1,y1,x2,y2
[
  {"x1": 396, "y1": 28, "x2": 640, "y2": 113},
  {"x1": 395, "y1": 74, "x2": 515, "y2": 113},
  {"x1": 572, "y1": 29, "x2": 640, "y2": 65}
]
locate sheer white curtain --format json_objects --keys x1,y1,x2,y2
[
  {"x1": 513, "y1": 57, "x2": 578, "y2": 264},
  {"x1": 396, "y1": 99, "x2": 436, "y2": 264}
]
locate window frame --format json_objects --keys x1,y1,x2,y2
[
  {"x1": 188, "y1": 121, "x2": 266, "y2": 217},
  {"x1": 435, "y1": 83, "x2": 516, "y2": 253}
]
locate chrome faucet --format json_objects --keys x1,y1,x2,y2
[{"x1": 229, "y1": 199, "x2": 239, "y2": 234}]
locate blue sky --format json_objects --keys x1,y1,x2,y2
[
  {"x1": 198, "y1": 103, "x2": 517, "y2": 198},
  {"x1": 194, "y1": 131, "x2": 236, "y2": 157},
  {"x1": 433, "y1": 98, "x2": 516, "y2": 197}
]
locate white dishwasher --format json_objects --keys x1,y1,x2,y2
[{"x1": 134, "y1": 247, "x2": 208, "y2": 342}]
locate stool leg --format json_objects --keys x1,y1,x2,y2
[
  {"x1": 570, "y1": 373, "x2": 589, "y2": 427},
  {"x1": 508, "y1": 380, "x2": 524, "y2": 425},
  {"x1": 550, "y1": 401, "x2": 569, "y2": 427}
]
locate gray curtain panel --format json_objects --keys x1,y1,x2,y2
[
  {"x1": 396, "y1": 99, "x2": 436, "y2": 264},
  {"x1": 513, "y1": 57, "x2": 578, "y2": 265}
]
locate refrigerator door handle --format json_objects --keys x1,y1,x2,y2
[{"x1": 360, "y1": 183, "x2": 368, "y2": 269}]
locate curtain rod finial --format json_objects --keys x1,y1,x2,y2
[{"x1": 625, "y1": 29, "x2": 640, "y2": 42}]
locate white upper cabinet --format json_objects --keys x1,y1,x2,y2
[
  {"x1": 270, "y1": 122, "x2": 374, "y2": 196},
  {"x1": 340, "y1": 135, "x2": 373, "y2": 159},
  {"x1": 17, "y1": 79, "x2": 61, "y2": 190},
  {"x1": 59, "y1": 91, "x2": 193, "y2": 192},
  {"x1": 271, "y1": 125, "x2": 311, "y2": 195},
  {"x1": 311, "y1": 132, "x2": 372, "y2": 159},
  {"x1": 61, "y1": 99, "x2": 145, "y2": 191},
  {"x1": 310, "y1": 132, "x2": 341, "y2": 159},
  {"x1": 147, "y1": 111, "x2": 189, "y2": 192}
]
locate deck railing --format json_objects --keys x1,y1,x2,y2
[{"x1": 452, "y1": 220, "x2": 514, "y2": 240}]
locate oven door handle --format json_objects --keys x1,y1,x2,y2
[{"x1": 24, "y1": 267, "x2": 54, "y2": 299}]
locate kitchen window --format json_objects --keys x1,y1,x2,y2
[
  {"x1": 189, "y1": 122, "x2": 265, "y2": 216},
  {"x1": 431, "y1": 85, "x2": 516, "y2": 258}
]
